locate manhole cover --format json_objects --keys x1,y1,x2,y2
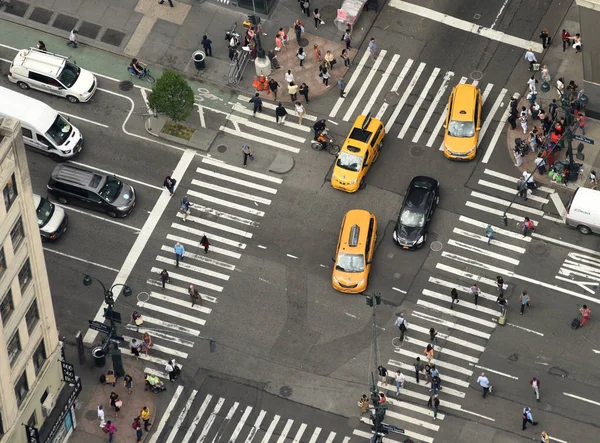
[
  {"x1": 410, "y1": 145, "x2": 424, "y2": 157},
  {"x1": 470, "y1": 70, "x2": 483, "y2": 81},
  {"x1": 84, "y1": 409, "x2": 97, "y2": 420},
  {"x1": 508, "y1": 352, "x2": 518, "y2": 362},
  {"x1": 298, "y1": 37, "x2": 309, "y2": 48},
  {"x1": 137, "y1": 292, "x2": 149, "y2": 302},
  {"x1": 217, "y1": 145, "x2": 227, "y2": 153},
  {"x1": 279, "y1": 386, "x2": 293, "y2": 397},
  {"x1": 119, "y1": 81, "x2": 133, "y2": 91},
  {"x1": 430, "y1": 241, "x2": 442, "y2": 251},
  {"x1": 532, "y1": 244, "x2": 547, "y2": 256}
]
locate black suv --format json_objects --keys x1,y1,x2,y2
[{"x1": 47, "y1": 164, "x2": 136, "y2": 217}]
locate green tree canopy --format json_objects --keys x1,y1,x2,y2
[{"x1": 148, "y1": 70, "x2": 195, "y2": 122}]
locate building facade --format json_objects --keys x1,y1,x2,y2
[
  {"x1": 577, "y1": 0, "x2": 600, "y2": 119},
  {"x1": 0, "y1": 117, "x2": 79, "y2": 443}
]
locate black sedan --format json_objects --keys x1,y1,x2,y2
[{"x1": 393, "y1": 176, "x2": 440, "y2": 249}]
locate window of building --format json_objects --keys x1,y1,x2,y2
[
  {"x1": 18, "y1": 259, "x2": 32, "y2": 292},
  {"x1": 0, "y1": 409, "x2": 4, "y2": 435},
  {"x1": 40, "y1": 389, "x2": 48, "y2": 405},
  {"x1": 25, "y1": 300, "x2": 40, "y2": 334},
  {"x1": 8, "y1": 331, "x2": 21, "y2": 367},
  {"x1": 14, "y1": 371, "x2": 29, "y2": 407},
  {"x1": 10, "y1": 218, "x2": 25, "y2": 251},
  {"x1": 32, "y1": 340, "x2": 47, "y2": 375},
  {"x1": 27, "y1": 410, "x2": 36, "y2": 428},
  {"x1": 3, "y1": 173, "x2": 18, "y2": 213},
  {"x1": 0, "y1": 289, "x2": 14, "y2": 325},
  {"x1": 0, "y1": 247, "x2": 5, "y2": 279}
]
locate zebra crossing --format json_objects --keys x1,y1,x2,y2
[
  {"x1": 353, "y1": 169, "x2": 557, "y2": 443},
  {"x1": 121, "y1": 157, "x2": 283, "y2": 378},
  {"x1": 147, "y1": 389, "x2": 352, "y2": 443}
]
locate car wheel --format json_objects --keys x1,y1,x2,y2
[
  {"x1": 57, "y1": 197, "x2": 68, "y2": 205},
  {"x1": 66, "y1": 95, "x2": 80, "y2": 103},
  {"x1": 107, "y1": 211, "x2": 117, "y2": 218},
  {"x1": 41, "y1": 236, "x2": 48, "y2": 243},
  {"x1": 17, "y1": 82, "x2": 30, "y2": 90},
  {"x1": 359, "y1": 178, "x2": 366, "y2": 190},
  {"x1": 578, "y1": 225, "x2": 591, "y2": 235},
  {"x1": 436, "y1": 195, "x2": 440, "y2": 205}
]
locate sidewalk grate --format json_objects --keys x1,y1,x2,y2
[
  {"x1": 4, "y1": 0, "x2": 28, "y2": 17},
  {"x1": 79, "y1": 21, "x2": 101, "y2": 39},
  {"x1": 29, "y1": 7, "x2": 53, "y2": 25},
  {"x1": 52, "y1": 13, "x2": 78, "y2": 32},
  {"x1": 101, "y1": 28, "x2": 125, "y2": 47}
]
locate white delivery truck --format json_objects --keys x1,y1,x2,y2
[
  {"x1": 565, "y1": 187, "x2": 600, "y2": 234},
  {"x1": 0, "y1": 86, "x2": 83, "y2": 158}
]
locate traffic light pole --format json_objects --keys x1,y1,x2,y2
[{"x1": 365, "y1": 292, "x2": 386, "y2": 439}]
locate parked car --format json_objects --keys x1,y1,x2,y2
[{"x1": 33, "y1": 193, "x2": 68, "y2": 242}]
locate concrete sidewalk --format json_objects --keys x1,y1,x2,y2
[{"x1": 504, "y1": 2, "x2": 599, "y2": 192}]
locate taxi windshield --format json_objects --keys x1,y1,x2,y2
[
  {"x1": 335, "y1": 253, "x2": 365, "y2": 272},
  {"x1": 36, "y1": 198, "x2": 54, "y2": 228},
  {"x1": 400, "y1": 208, "x2": 425, "y2": 227},
  {"x1": 336, "y1": 151, "x2": 362, "y2": 172},
  {"x1": 448, "y1": 120, "x2": 474, "y2": 137},
  {"x1": 98, "y1": 176, "x2": 122, "y2": 203},
  {"x1": 46, "y1": 114, "x2": 73, "y2": 146}
]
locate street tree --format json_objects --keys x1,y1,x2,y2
[{"x1": 148, "y1": 70, "x2": 195, "y2": 122}]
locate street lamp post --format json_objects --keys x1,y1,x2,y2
[{"x1": 83, "y1": 274, "x2": 132, "y2": 377}]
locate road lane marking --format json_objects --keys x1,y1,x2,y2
[
  {"x1": 429, "y1": 276, "x2": 505, "y2": 301},
  {"x1": 404, "y1": 334, "x2": 478, "y2": 366},
  {"x1": 400, "y1": 63, "x2": 437, "y2": 138},
  {"x1": 447, "y1": 238, "x2": 520, "y2": 265},
  {"x1": 187, "y1": 190, "x2": 265, "y2": 217},
  {"x1": 166, "y1": 234, "x2": 242, "y2": 259},
  {"x1": 386, "y1": 62, "x2": 425, "y2": 133},
  {"x1": 197, "y1": 397, "x2": 226, "y2": 443},
  {"x1": 453, "y1": 227, "x2": 527, "y2": 253},
  {"x1": 406, "y1": 322, "x2": 486, "y2": 352},
  {"x1": 564, "y1": 392, "x2": 600, "y2": 406},
  {"x1": 389, "y1": 358, "x2": 470, "y2": 388},
  {"x1": 477, "y1": 179, "x2": 549, "y2": 204},
  {"x1": 181, "y1": 394, "x2": 213, "y2": 443},
  {"x1": 191, "y1": 179, "x2": 271, "y2": 205},
  {"x1": 147, "y1": 385, "x2": 184, "y2": 443},
  {"x1": 363, "y1": 54, "x2": 399, "y2": 117},
  {"x1": 465, "y1": 201, "x2": 539, "y2": 225},
  {"x1": 395, "y1": 346, "x2": 475, "y2": 375},
  {"x1": 480, "y1": 82, "x2": 494, "y2": 105},
  {"x1": 231, "y1": 102, "x2": 310, "y2": 132},
  {"x1": 343, "y1": 50, "x2": 387, "y2": 121},
  {"x1": 149, "y1": 290, "x2": 212, "y2": 314},
  {"x1": 122, "y1": 334, "x2": 189, "y2": 358},
  {"x1": 390, "y1": 58, "x2": 414, "y2": 94},
  {"x1": 532, "y1": 233, "x2": 600, "y2": 257},
  {"x1": 202, "y1": 157, "x2": 283, "y2": 184},
  {"x1": 180, "y1": 212, "x2": 253, "y2": 238},
  {"x1": 52, "y1": 203, "x2": 140, "y2": 231},
  {"x1": 329, "y1": 50, "x2": 371, "y2": 118},
  {"x1": 429, "y1": 76, "x2": 467, "y2": 148},
  {"x1": 470, "y1": 191, "x2": 545, "y2": 216},
  {"x1": 219, "y1": 126, "x2": 300, "y2": 153},
  {"x1": 171, "y1": 223, "x2": 247, "y2": 249},
  {"x1": 459, "y1": 215, "x2": 532, "y2": 241},
  {"x1": 413, "y1": 70, "x2": 453, "y2": 143},
  {"x1": 261, "y1": 415, "x2": 281, "y2": 443},
  {"x1": 238, "y1": 95, "x2": 317, "y2": 121},
  {"x1": 507, "y1": 323, "x2": 544, "y2": 336},
  {"x1": 227, "y1": 113, "x2": 306, "y2": 143},
  {"x1": 422, "y1": 289, "x2": 501, "y2": 317},
  {"x1": 124, "y1": 324, "x2": 195, "y2": 346},
  {"x1": 42, "y1": 248, "x2": 119, "y2": 272},
  {"x1": 156, "y1": 252, "x2": 230, "y2": 280},
  {"x1": 196, "y1": 167, "x2": 278, "y2": 194},
  {"x1": 413, "y1": 310, "x2": 491, "y2": 339},
  {"x1": 386, "y1": 397, "x2": 445, "y2": 419},
  {"x1": 60, "y1": 111, "x2": 110, "y2": 128},
  {"x1": 388, "y1": 0, "x2": 544, "y2": 52},
  {"x1": 482, "y1": 168, "x2": 555, "y2": 193},
  {"x1": 478, "y1": 88, "x2": 506, "y2": 151}
]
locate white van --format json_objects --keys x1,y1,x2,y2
[
  {"x1": 33, "y1": 193, "x2": 68, "y2": 242},
  {"x1": 0, "y1": 86, "x2": 83, "y2": 158},
  {"x1": 8, "y1": 48, "x2": 97, "y2": 103},
  {"x1": 565, "y1": 187, "x2": 600, "y2": 234}
]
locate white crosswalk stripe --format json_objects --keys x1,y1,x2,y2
[
  {"x1": 343, "y1": 50, "x2": 387, "y2": 121},
  {"x1": 398, "y1": 67, "x2": 440, "y2": 139}
]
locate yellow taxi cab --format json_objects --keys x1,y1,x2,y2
[
  {"x1": 331, "y1": 114, "x2": 385, "y2": 192},
  {"x1": 332, "y1": 209, "x2": 377, "y2": 293},
  {"x1": 443, "y1": 84, "x2": 482, "y2": 161}
]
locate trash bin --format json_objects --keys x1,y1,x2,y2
[
  {"x1": 193, "y1": 50, "x2": 206, "y2": 70},
  {"x1": 92, "y1": 346, "x2": 106, "y2": 367}
]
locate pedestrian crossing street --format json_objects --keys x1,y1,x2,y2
[
  {"x1": 147, "y1": 389, "x2": 352, "y2": 443},
  {"x1": 356, "y1": 170, "x2": 558, "y2": 443},
  {"x1": 120, "y1": 157, "x2": 283, "y2": 378}
]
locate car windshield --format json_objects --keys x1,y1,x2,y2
[
  {"x1": 349, "y1": 128, "x2": 372, "y2": 143},
  {"x1": 400, "y1": 208, "x2": 425, "y2": 228},
  {"x1": 36, "y1": 198, "x2": 54, "y2": 228},
  {"x1": 336, "y1": 152, "x2": 362, "y2": 172},
  {"x1": 46, "y1": 114, "x2": 73, "y2": 146},
  {"x1": 448, "y1": 120, "x2": 475, "y2": 137},
  {"x1": 58, "y1": 61, "x2": 81, "y2": 88},
  {"x1": 98, "y1": 176, "x2": 123, "y2": 203},
  {"x1": 335, "y1": 253, "x2": 365, "y2": 272}
]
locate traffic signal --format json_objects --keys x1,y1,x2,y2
[
  {"x1": 366, "y1": 295, "x2": 373, "y2": 307},
  {"x1": 375, "y1": 294, "x2": 381, "y2": 305}
]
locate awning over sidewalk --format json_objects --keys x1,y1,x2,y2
[{"x1": 39, "y1": 377, "x2": 82, "y2": 443}]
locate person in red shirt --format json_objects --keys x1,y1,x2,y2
[
  {"x1": 580, "y1": 305, "x2": 591, "y2": 326},
  {"x1": 562, "y1": 29, "x2": 571, "y2": 52}
]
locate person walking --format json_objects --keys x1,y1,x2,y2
[
  {"x1": 519, "y1": 290, "x2": 531, "y2": 315},
  {"x1": 395, "y1": 313, "x2": 407, "y2": 341},
  {"x1": 450, "y1": 288, "x2": 459, "y2": 309},
  {"x1": 313, "y1": 8, "x2": 321, "y2": 28},
  {"x1": 527, "y1": 75, "x2": 537, "y2": 94},
  {"x1": 337, "y1": 77, "x2": 346, "y2": 98},
  {"x1": 429, "y1": 328, "x2": 437, "y2": 347},
  {"x1": 104, "y1": 421, "x2": 117, "y2": 442},
  {"x1": 140, "y1": 406, "x2": 151, "y2": 432},
  {"x1": 174, "y1": 241, "x2": 185, "y2": 267},
  {"x1": 201, "y1": 35, "x2": 213, "y2": 56},
  {"x1": 37, "y1": 40, "x2": 47, "y2": 51},
  {"x1": 109, "y1": 392, "x2": 121, "y2": 417},
  {"x1": 242, "y1": 144, "x2": 253, "y2": 167},
  {"x1": 200, "y1": 235, "x2": 210, "y2": 253},
  {"x1": 299, "y1": 83, "x2": 309, "y2": 103},
  {"x1": 342, "y1": 28, "x2": 352, "y2": 50},
  {"x1": 413, "y1": 357, "x2": 424, "y2": 383},
  {"x1": 470, "y1": 283, "x2": 480, "y2": 306},
  {"x1": 295, "y1": 102, "x2": 305, "y2": 125},
  {"x1": 431, "y1": 395, "x2": 440, "y2": 420},
  {"x1": 301, "y1": 0, "x2": 310, "y2": 16},
  {"x1": 294, "y1": 20, "x2": 303, "y2": 44},
  {"x1": 130, "y1": 338, "x2": 141, "y2": 359},
  {"x1": 142, "y1": 331, "x2": 152, "y2": 355},
  {"x1": 159, "y1": 269, "x2": 170, "y2": 290},
  {"x1": 249, "y1": 93, "x2": 263, "y2": 116},
  {"x1": 497, "y1": 293, "x2": 508, "y2": 316},
  {"x1": 288, "y1": 82, "x2": 299, "y2": 101},
  {"x1": 98, "y1": 405, "x2": 106, "y2": 428},
  {"x1": 377, "y1": 365, "x2": 388, "y2": 384},
  {"x1": 522, "y1": 217, "x2": 534, "y2": 236},
  {"x1": 424, "y1": 344, "x2": 434, "y2": 364},
  {"x1": 541, "y1": 431, "x2": 550, "y2": 443},
  {"x1": 580, "y1": 304, "x2": 591, "y2": 326},
  {"x1": 134, "y1": 417, "x2": 143, "y2": 443},
  {"x1": 524, "y1": 48, "x2": 537, "y2": 71},
  {"x1": 368, "y1": 38, "x2": 377, "y2": 59},
  {"x1": 549, "y1": 98, "x2": 558, "y2": 121},
  {"x1": 578, "y1": 113, "x2": 586, "y2": 136},
  {"x1": 313, "y1": 44, "x2": 322, "y2": 63},
  {"x1": 531, "y1": 377, "x2": 540, "y2": 401},
  {"x1": 359, "y1": 394, "x2": 369, "y2": 414},
  {"x1": 268, "y1": 78, "x2": 279, "y2": 100},
  {"x1": 189, "y1": 284, "x2": 201, "y2": 307},
  {"x1": 165, "y1": 359, "x2": 179, "y2": 382},
  {"x1": 485, "y1": 224, "x2": 494, "y2": 245},
  {"x1": 429, "y1": 365, "x2": 440, "y2": 391},
  {"x1": 297, "y1": 47, "x2": 306, "y2": 66},
  {"x1": 67, "y1": 29, "x2": 79, "y2": 48},
  {"x1": 395, "y1": 369, "x2": 405, "y2": 396},
  {"x1": 180, "y1": 195, "x2": 193, "y2": 222},
  {"x1": 322, "y1": 68, "x2": 330, "y2": 87},
  {"x1": 520, "y1": 106, "x2": 528, "y2": 134},
  {"x1": 539, "y1": 28, "x2": 550, "y2": 48},
  {"x1": 341, "y1": 49, "x2": 351, "y2": 67},
  {"x1": 124, "y1": 373, "x2": 133, "y2": 394},
  {"x1": 163, "y1": 175, "x2": 176, "y2": 196},
  {"x1": 477, "y1": 372, "x2": 490, "y2": 397},
  {"x1": 561, "y1": 29, "x2": 571, "y2": 52},
  {"x1": 522, "y1": 407, "x2": 538, "y2": 430},
  {"x1": 517, "y1": 178, "x2": 528, "y2": 200}
]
